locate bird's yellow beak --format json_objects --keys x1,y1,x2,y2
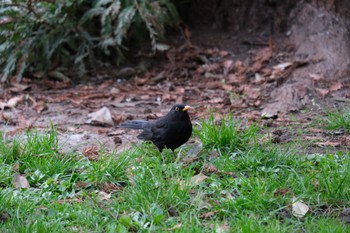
[{"x1": 182, "y1": 105, "x2": 190, "y2": 111}]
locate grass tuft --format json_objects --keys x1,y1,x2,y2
[
  {"x1": 322, "y1": 108, "x2": 350, "y2": 132},
  {"x1": 195, "y1": 113, "x2": 259, "y2": 154}
]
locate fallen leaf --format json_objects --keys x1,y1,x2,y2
[
  {"x1": 187, "y1": 143, "x2": 203, "y2": 157},
  {"x1": 190, "y1": 173, "x2": 208, "y2": 186},
  {"x1": 98, "y1": 182, "x2": 123, "y2": 193},
  {"x1": 292, "y1": 197, "x2": 309, "y2": 217},
  {"x1": 329, "y1": 81, "x2": 342, "y2": 92},
  {"x1": 0, "y1": 96, "x2": 24, "y2": 110},
  {"x1": 251, "y1": 47, "x2": 273, "y2": 72},
  {"x1": 97, "y1": 191, "x2": 111, "y2": 201},
  {"x1": 200, "y1": 211, "x2": 217, "y2": 219},
  {"x1": 273, "y1": 188, "x2": 289, "y2": 196},
  {"x1": 33, "y1": 100, "x2": 47, "y2": 113},
  {"x1": 168, "y1": 223, "x2": 182, "y2": 231},
  {"x1": 155, "y1": 43, "x2": 170, "y2": 51},
  {"x1": 309, "y1": 73, "x2": 323, "y2": 81},
  {"x1": 273, "y1": 62, "x2": 293, "y2": 71},
  {"x1": 261, "y1": 111, "x2": 278, "y2": 119},
  {"x1": 75, "y1": 181, "x2": 88, "y2": 188},
  {"x1": 244, "y1": 86, "x2": 260, "y2": 99},
  {"x1": 48, "y1": 70, "x2": 71, "y2": 82},
  {"x1": 254, "y1": 73, "x2": 265, "y2": 84},
  {"x1": 315, "y1": 141, "x2": 340, "y2": 147},
  {"x1": 316, "y1": 88, "x2": 329, "y2": 97},
  {"x1": 82, "y1": 146, "x2": 100, "y2": 161},
  {"x1": 134, "y1": 76, "x2": 148, "y2": 85},
  {"x1": 198, "y1": 199, "x2": 212, "y2": 210},
  {"x1": 13, "y1": 174, "x2": 30, "y2": 189},
  {"x1": 9, "y1": 83, "x2": 31, "y2": 92},
  {"x1": 223, "y1": 60, "x2": 233, "y2": 75},
  {"x1": 210, "y1": 222, "x2": 231, "y2": 233},
  {"x1": 203, "y1": 163, "x2": 219, "y2": 173},
  {"x1": 87, "y1": 107, "x2": 114, "y2": 126},
  {"x1": 0, "y1": 111, "x2": 16, "y2": 124},
  {"x1": 254, "y1": 47, "x2": 273, "y2": 62}
]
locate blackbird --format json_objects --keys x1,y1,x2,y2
[{"x1": 119, "y1": 104, "x2": 192, "y2": 153}]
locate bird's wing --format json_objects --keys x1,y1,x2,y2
[
  {"x1": 154, "y1": 118, "x2": 167, "y2": 129},
  {"x1": 137, "y1": 128, "x2": 153, "y2": 140},
  {"x1": 119, "y1": 120, "x2": 149, "y2": 129},
  {"x1": 150, "y1": 118, "x2": 168, "y2": 140}
]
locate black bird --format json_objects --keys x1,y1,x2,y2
[{"x1": 119, "y1": 104, "x2": 192, "y2": 154}]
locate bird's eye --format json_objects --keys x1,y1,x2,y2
[{"x1": 175, "y1": 107, "x2": 179, "y2": 111}]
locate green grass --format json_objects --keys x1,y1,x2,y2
[
  {"x1": 322, "y1": 108, "x2": 350, "y2": 132},
  {"x1": 0, "y1": 116, "x2": 350, "y2": 232}
]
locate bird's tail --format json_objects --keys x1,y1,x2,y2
[{"x1": 118, "y1": 120, "x2": 148, "y2": 129}]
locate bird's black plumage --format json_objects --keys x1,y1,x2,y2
[{"x1": 119, "y1": 104, "x2": 192, "y2": 152}]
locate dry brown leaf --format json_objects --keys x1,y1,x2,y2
[
  {"x1": 9, "y1": 83, "x2": 31, "y2": 92},
  {"x1": 222, "y1": 84, "x2": 233, "y2": 91},
  {"x1": 254, "y1": 47, "x2": 273, "y2": 62},
  {"x1": 75, "y1": 181, "x2": 88, "y2": 188},
  {"x1": 312, "y1": 179, "x2": 320, "y2": 188},
  {"x1": 329, "y1": 81, "x2": 342, "y2": 92},
  {"x1": 309, "y1": 73, "x2": 323, "y2": 81},
  {"x1": 308, "y1": 128, "x2": 325, "y2": 133},
  {"x1": 82, "y1": 146, "x2": 100, "y2": 161},
  {"x1": 244, "y1": 86, "x2": 260, "y2": 99},
  {"x1": 273, "y1": 188, "x2": 289, "y2": 196},
  {"x1": 190, "y1": 173, "x2": 208, "y2": 186},
  {"x1": 198, "y1": 199, "x2": 212, "y2": 210},
  {"x1": 219, "y1": 50, "x2": 229, "y2": 57},
  {"x1": 168, "y1": 223, "x2": 182, "y2": 231},
  {"x1": 208, "y1": 98, "x2": 224, "y2": 104},
  {"x1": 33, "y1": 100, "x2": 47, "y2": 113},
  {"x1": 16, "y1": 114, "x2": 29, "y2": 128},
  {"x1": 42, "y1": 79, "x2": 70, "y2": 89},
  {"x1": 210, "y1": 222, "x2": 231, "y2": 233},
  {"x1": 203, "y1": 163, "x2": 219, "y2": 173},
  {"x1": 98, "y1": 182, "x2": 123, "y2": 193},
  {"x1": 0, "y1": 96, "x2": 24, "y2": 110},
  {"x1": 57, "y1": 198, "x2": 83, "y2": 204},
  {"x1": 13, "y1": 174, "x2": 30, "y2": 189},
  {"x1": 0, "y1": 111, "x2": 16, "y2": 124},
  {"x1": 315, "y1": 141, "x2": 340, "y2": 147},
  {"x1": 223, "y1": 60, "x2": 233, "y2": 75},
  {"x1": 200, "y1": 211, "x2": 217, "y2": 219},
  {"x1": 226, "y1": 74, "x2": 245, "y2": 84},
  {"x1": 97, "y1": 191, "x2": 111, "y2": 201},
  {"x1": 175, "y1": 95, "x2": 183, "y2": 104},
  {"x1": 223, "y1": 60, "x2": 233, "y2": 69},
  {"x1": 134, "y1": 76, "x2": 148, "y2": 86},
  {"x1": 233, "y1": 60, "x2": 247, "y2": 74},
  {"x1": 251, "y1": 47, "x2": 273, "y2": 72}
]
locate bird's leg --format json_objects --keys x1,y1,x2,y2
[{"x1": 173, "y1": 149, "x2": 181, "y2": 163}]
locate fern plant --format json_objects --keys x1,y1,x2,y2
[{"x1": 0, "y1": 0, "x2": 179, "y2": 82}]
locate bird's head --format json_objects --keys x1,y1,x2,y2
[
  {"x1": 169, "y1": 104, "x2": 191, "y2": 119},
  {"x1": 172, "y1": 104, "x2": 190, "y2": 112}
]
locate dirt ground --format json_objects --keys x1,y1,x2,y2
[{"x1": 1, "y1": 2, "x2": 350, "y2": 154}]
